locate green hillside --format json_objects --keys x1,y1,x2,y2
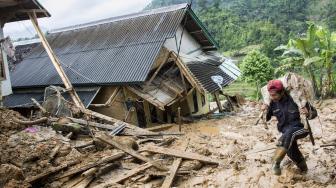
[{"x1": 147, "y1": 0, "x2": 336, "y2": 58}]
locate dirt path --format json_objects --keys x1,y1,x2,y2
[{"x1": 164, "y1": 100, "x2": 336, "y2": 188}]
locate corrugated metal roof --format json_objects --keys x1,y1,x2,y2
[
  {"x1": 10, "y1": 5, "x2": 187, "y2": 88},
  {"x1": 3, "y1": 87, "x2": 100, "y2": 108},
  {"x1": 181, "y1": 52, "x2": 240, "y2": 93},
  {"x1": 186, "y1": 63, "x2": 235, "y2": 93}
]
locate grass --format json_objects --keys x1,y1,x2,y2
[
  {"x1": 208, "y1": 81, "x2": 259, "y2": 102},
  {"x1": 223, "y1": 81, "x2": 258, "y2": 100}
]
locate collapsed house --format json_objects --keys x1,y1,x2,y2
[{"x1": 4, "y1": 4, "x2": 240, "y2": 127}]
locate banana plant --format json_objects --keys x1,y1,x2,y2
[
  {"x1": 275, "y1": 23, "x2": 322, "y2": 97},
  {"x1": 314, "y1": 26, "x2": 336, "y2": 96}
]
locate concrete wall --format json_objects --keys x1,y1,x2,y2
[
  {"x1": 0, "y1": 26, "x2": 13, "y2": 98},
  {"x1": 164, "y1": 25, "x2": 203, "y2": 57}
]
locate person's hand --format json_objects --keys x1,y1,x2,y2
[
  {"x1": 261, "y1": 104, "x2": 268, "y2": 111},
  {"x1": 300, "y1": 107, "x2": 309, "y2": 115}
]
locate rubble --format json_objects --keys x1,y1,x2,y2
[
  {"x1": 0, "y1": 106, "x2": 219, "y2": 187},
  {"x1": 0, "y1": 97, "x2": 335, "y2": 187}
]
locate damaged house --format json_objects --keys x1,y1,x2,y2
[
  {"x1": 4, "y1": 4, "x2": 240, "y2": 127},
  {"x1": 0, "y1": 0, "x2": 49, "y2": 103}
]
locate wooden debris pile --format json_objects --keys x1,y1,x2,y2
[{"x1": 0, "y1": 108, "x2": 221, "y2": 188}]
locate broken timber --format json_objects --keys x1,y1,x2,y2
[
  {"x1": 142, "y1": 145, "x2": 220, "y2": 165},
  {"x1": 25, "y1": 160, "x2": 79, "y2": 184},
  {"x1": 96, "y1": 135, "x2": 168, "y2": 171},
  {"x1": 28, "y1": 12, "x2": 85, "y2": 109},
  {"x1": 161, "y1": 141, "x2": 188, "y2": 188},
  {"x1": 53, "y1": 152, "x2": 124, "y2": 180},
  {"x1": 93, "y1": 162, "x2": 153, "y2": 187}
]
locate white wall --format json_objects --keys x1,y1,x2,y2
[
  {"x1": 164, "y1": 25, "x2": 202, "y2": 57},
  {"x1": 0, "y1": 27, "x2": 13, "y2": 97}
]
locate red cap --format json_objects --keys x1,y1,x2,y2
[{"x1": 267, "y1": 80, "x2": 284, "y2": 93}]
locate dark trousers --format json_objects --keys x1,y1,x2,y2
[{"x1": 279, "y1": 126, "x2": 309, "y2": 163}]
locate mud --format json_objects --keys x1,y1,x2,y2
[
  {"x1": 0, "y1": 98, "x2": 335, "y2": 188},
  {"x1": 163, "y1": 99, "x2": 336, "y2": 188}
]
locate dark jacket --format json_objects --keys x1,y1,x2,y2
[{"x1": 266, "y1": 94, "x2": 303, "y2": 133}]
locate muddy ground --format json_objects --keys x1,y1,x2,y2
[
  {"x1": 157, "y1": 99, "x2": 336, "y2": 188},
  {"x1": 0, "y1": 99, "x2": 335, "y2": 188}
]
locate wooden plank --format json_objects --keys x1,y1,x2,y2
[
  {"x1": 31, "y1": 98, "x2": 47, "y2": 114},
  {"x1": 63, "y1": 176, "x2": 87, "y2": 188},
  {"x1": 81, "y1": 109, "x2": 154, "y2": 135},
  {"x1": 93, "y1": 163, "x2": 152, "y2": 188},
  {"x1": 161, "y1": 81, "x2": 183, "y2": 97},
  {"x1": 142, "y1": 145, "x2": 220, "y2": 165},
  {"x1": 96, "y1": 135, "x2": 168, "y2": 171},
  {"x1": 146, "y1": 124, "x2": 173, "y2": 132},
  {"x1": 68, "y1": 117, "x2": 118, "y2": 131},
  {"x1": 25, "y1": 160, "x2": 79, "y2": 183},
  {"x1": 126, "y1": 86, "x2": 166, "y2": 110},
  {"x1": 146, "y1": 52, "x2": 171, "y2": 85},
  {"x1": 172, "y1": 53, "x2": 205, "y2": 94},
  {"x1": 53, "y1": 152, "x2": 124, "y2": 180},
  {"x1": 72, "y1": 176, "x2": 94, "y2": 188},
  {"x1": 161, "y1": 142, "x2": 188, "y2": 188},
  {"x1": 121, "y1": 132, "x2": 184, "y2": 137}
]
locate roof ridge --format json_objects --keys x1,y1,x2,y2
[{"x1": 49, "y1": 3, "x2": 188, "y2": 34}]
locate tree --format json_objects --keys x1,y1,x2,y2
[
  {"x1": 275, "y1": 23, "x2": 336, "y2": 97},
  {"x1": 240, "y1": 50, "x2": 274, "y2": 99}
]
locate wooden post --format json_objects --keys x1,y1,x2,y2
[
  {"x1": 214, "y1": 91, "x2": 223, "y2": 113},
  {"x1": 177, "y1": 107, "x2": 181, "y2": 132},
  {"x1": 28, "y1": 12, "x2": 85, "y2": 110}
]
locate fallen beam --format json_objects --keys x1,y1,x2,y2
[
  {"x1": 96, "y1": 135, "x2": 168, "y2": 171},
  {"x1": 121, "y1": 132, "x2": 184, "y2": 137},
  {"x1": 93, "y1": 162, "x2": 152, "y2": 187},
  {"x1": 146, "y1": 124, "x2": 174, "y2": 132},
  {"x1": 142, "y1": 146, "x2": 220, "y2": 165},
  {"x1": 320, "y1": 143, "x2": 336, "y2": 147},
  {"x1": 12, "y1": 117, "x2": 48, "y2": 125},
  {"x1": 25, "y1": 160, "x2": 79, "y2": 184},
  {"x1": 67, "y1": 118, "x2": 118, "y2": 131},
  {"x1": 161, "y1": 142, "x2": 188, "y2": 188},
  {"x1": 53, "y1": 152, "x2": 124, "y2": 180}
]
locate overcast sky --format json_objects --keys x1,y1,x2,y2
[{"x1": 3, "y1": 0, "x2": 152, "y2": 39}]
